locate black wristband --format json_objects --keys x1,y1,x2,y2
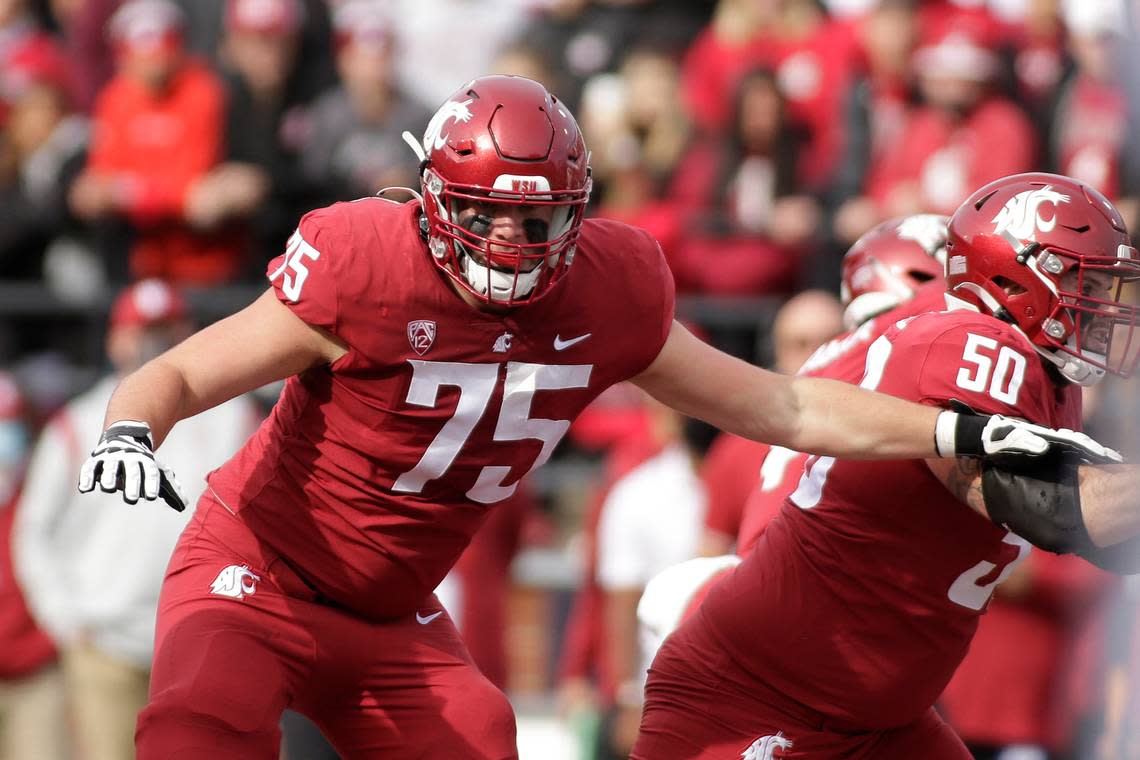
[{"x1": 952, "y1": 412, "x2": 987, "y2": 458}]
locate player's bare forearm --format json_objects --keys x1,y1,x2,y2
[
  {"x1": 103, "y1": 358, "x2": 195, "y2": 446},
  {"x1": 927, "y1": 457, "x2": 987, "y2": 516},
  {"x1": 1078, "y1": 465, "x2": 1140, "y2": 547},
  {"x1": 634, "y1": 321, "x2": 942, "y2": 460}
]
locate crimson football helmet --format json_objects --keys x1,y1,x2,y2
[
  {"x1": 840, "y1": 214, "x2": 949, "y2": 330},
  {"x1": 946, "y1": 172, "x2": 1140, "y2": 386},
  {"x1": 416, "y1": 75, "x2": 591, "y2": 306}
]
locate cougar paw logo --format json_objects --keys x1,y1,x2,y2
[
  {"x1": 991, "y1": 186, "x2": 1070, "y2": 240},
  {"x1": 209, "y1": 565, "x2": 261, "y2": 600},
  {"x1": 742, "y1": 732, "x2": 793, "y2": 760}
]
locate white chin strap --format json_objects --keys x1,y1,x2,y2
[
  {"x1": 458, "y1": 252, "x2": 542, "y2": 302},
  {"x1": 1035, "y1": 338, "x2": 1106, "y2": 387}
]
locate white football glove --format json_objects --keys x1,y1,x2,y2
[
  {"x1": 936, "y1": 403, "x2": 1124, "y2": 466},
  {"x1": 77, "y1": 420, "x2": 188, "y2": 512}
]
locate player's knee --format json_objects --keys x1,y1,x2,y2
[{"x1": 136, "y1": 701, "x2": 281, "y2": 760}]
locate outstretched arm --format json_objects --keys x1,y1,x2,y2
[{"x1": 631, "y1": 320, "x2": 1110, "y2": 462}]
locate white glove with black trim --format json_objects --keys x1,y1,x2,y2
[
  {"x1": 77, "y1": 420, "x2": 188, "y2": 512},
  {"x1": 935, "y1": 401, "x2": 1123, "y2": 466}
]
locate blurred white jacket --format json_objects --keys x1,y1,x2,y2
[{"x1": 12, "y1": 376, "x2": 261, "y2": 668}]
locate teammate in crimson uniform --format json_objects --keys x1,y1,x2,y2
[
  {"x1": 632, "y1": 173, "x2": 1140, "y2": 759},
  {"x1": 73, "y1": 76, "x2": 1113, "y2": 759}
]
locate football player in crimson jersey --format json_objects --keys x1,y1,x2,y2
[
  {"x1": 74, "y1": 74, "x2": 1112, "y2": 759},
  {"x1": 632, "y1": 173, "x2": 1140, "y2": 760},
  {"x1": 640, "y1": 213, "x2": 952, "y2": 688}
]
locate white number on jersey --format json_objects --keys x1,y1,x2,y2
[
  {"x1": 955, "y1": 333, "x2": 1027, "y2": 405},
  {"x1": 269, "y1": 229, "x2": 321, "y2": 302},
  {"x1": 392, "y1": 361, "x2": 593, "y2": 504},
  {"x1": 947, "y1": 532, "x2": 1031, "y2": 610}
]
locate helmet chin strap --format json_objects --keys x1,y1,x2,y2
[{"x1": 457, "y1": 250, "x2": 542, "y2": 301}]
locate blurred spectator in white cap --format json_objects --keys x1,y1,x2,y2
[
  {"x1": 0, "y1": 35, "x2": 90, "y2": 284},
  {"x1": 299, "y1": 0, "x2": 430, "y2": 201},
  {"x1": 12, "y1": 279, "x2": 262, "y2": 760},
  {"x1": 0, "y1": 371, "x2": 69, "y2": 760},
  {"x1": 68, "y1": 0, "x2": 245, "y2": 286}
]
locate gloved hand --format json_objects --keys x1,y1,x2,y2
[
  {"x1": 936, "y1": 400, "x2": 1123, "y2": 467},
  {"x1": 77, "y1": 420, "x2": 188, "y2": 512}
]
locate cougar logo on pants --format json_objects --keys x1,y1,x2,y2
[
  {"x1": 742, "y1": 732, "x2": 793, "y2": 759},
  {"x1": 209, "y1": 565, "x2": 261, "y2": 600}
]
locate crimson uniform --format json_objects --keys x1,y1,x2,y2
[
  {"x1": 633, "y1": 304, "x2": 1081, "y2": 760},
  {"x1": 138, "y1": 197, "x2": 674, "y2": 759},
  {"x1": 734, "y1": 283, "x2": 947, "y2": 553}
]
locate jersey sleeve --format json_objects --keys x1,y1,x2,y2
[
  {"x1": 876, "y1": 317, "x2": 1057, "y2": 425},
  {"x1": 265, "y1": 205, "x2": 348, "y2": 334},
  {"x1": 622, "y1": 230, "x2": 677, "y2": 377}
]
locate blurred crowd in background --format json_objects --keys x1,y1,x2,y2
[{"x1": 1, "y1": 0, "x2": 1140, "y2": 758}]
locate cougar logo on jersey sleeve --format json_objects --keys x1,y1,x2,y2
[
  {"x1": 741, "y1": 732, "x2": 793, "y2": 760},
  {"x1": 991, "y1": 186, "x2": 1070, "y2": 240},
  {"x1": 209, "y1": 565, "x2": 261, "y2": 600},
  {"x1": 423, "y1": 98, "x2": 474, "y2": 153}
]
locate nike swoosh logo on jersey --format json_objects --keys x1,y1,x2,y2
[
  {"x1": 415, "y1": 611, "x2": 443, "y2": 625},
  {"x1": 553, "y1": 333, "x2": 592, "y2": 351}
]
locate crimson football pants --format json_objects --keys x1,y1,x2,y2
[
  {"x1": 631, "y1": 619, "x2": 972, "y2": 760},
  {"x1": 136, "y1": 492, "x2": 517, "y2": 760}
]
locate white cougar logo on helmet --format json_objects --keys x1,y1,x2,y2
[
  {"x1": 897, "y1": 213, "x2": 948, "y2": 258},
  {"x1": 991, "y1": 186, "x2": 1070, "y2": 240},
  {"x1": 742, "y1": 732, "x2": 793, "y2": 759},
  {"x1": 423, "y1": 98, "x2": 474, "y2": 153}
]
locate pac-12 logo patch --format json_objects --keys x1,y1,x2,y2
[{"x1": 407, "y1": 320, "x2": 437, "y2": 356}]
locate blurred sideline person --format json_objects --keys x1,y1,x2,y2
[
  {"x1": 632, "y1": 173, "x2": 1140, "y2": 759},
  {"x1": 14, "y1": 280, "x2": 261, "y2": 760},
  {"x1": 0, "y1": 373, "x2": 68, "y2": 760},
  {"x1": 595, "y1": 393, "x2": 709, "y2": 758},
  {"x1": 700, "y1": 217, "x2": 944, "y2": 556},
  {"x1": 75, "y1": 78, "x2": 1109, "y2": 759}
]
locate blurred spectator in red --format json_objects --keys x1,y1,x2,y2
[
  {"x1": 669, "y1": 67, "x2": 820, "y2": 297},
  {"x1": 67, "y1": 0, "x2": 240, "y2": 285},
  {"x1": 832, "y1": 0, "x2": 921, "y2": 245},
  {"x1": 1048, "y1": 0, "x2": 1127, "y2": 198},
  {"x1": 0, "y1": 0, "x2": 50, "y2": 72},
  {"x1": 0, "y1": 372, "x2": 68, "y2": 760},
  {"x1": 0, "y1": 36, "x2": 88, "y2": 282},
  {"x1": 680, "y1": 0, "x2": 781, "y2": 135},
  {"x1": 1007, "y1": 0, "x2": 1067, "y2": 130},
  {"x1": 192, "y1": 0, "x2": 318, "y2": 278},
  {"x1": 939, "y1": 552, "x2": 1117, "y2": 760},
  {"x1": 300, "y1": 0, "x2": 430, "y2": 203},
  {"x1": 698, "y1": 289, "x2": 841, "y2": 555},
  {"x1": 49, "y1": 0, "x2": 118, "y2": 113},
  {"x1": 860, "y1": 15, "x2": 1037, "y2": 219},
  {"x1": 582, "y1": 45, "x2": 691, "y2": 260}
]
